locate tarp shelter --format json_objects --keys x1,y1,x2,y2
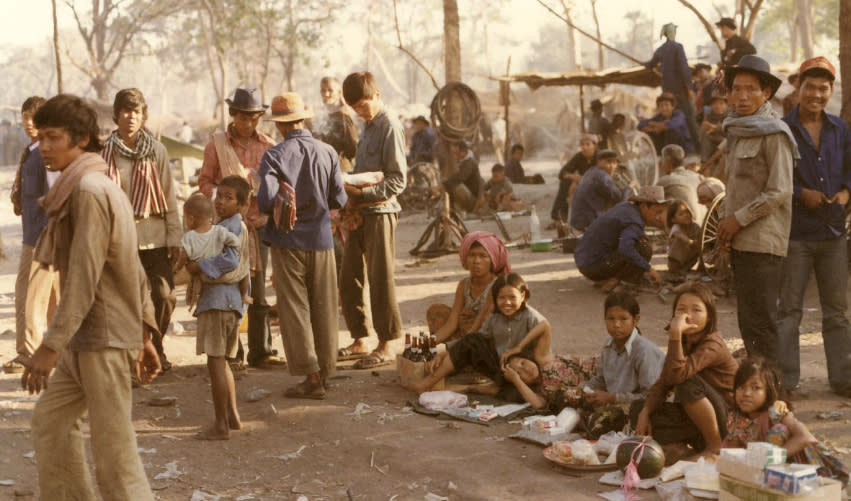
[{"x1": 489, "y1": 65, "x2": 662, "y2": 90}]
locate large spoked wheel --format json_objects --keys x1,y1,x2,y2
[
  {"x1": 699, "y1": 193, "x2": 726, "y2": 272},
  {"x1": 626, "y1": 131, "x2": 659, "y2": 188}
]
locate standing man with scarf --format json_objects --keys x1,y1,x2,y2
[
  {"x1": 198, "y1": 87, "x2": 285, "y2": 370},
  {"x1": 23, "y1": 93, "x2": 161, "y2": 500},
  {"x1": 716, "y1": 55, "x2": 796, "y2": 361},
  {"x1": 102, "y1": 88, "x2": 181, "y2": 371}
]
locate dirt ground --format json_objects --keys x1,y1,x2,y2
[{"x1": 0, "y1": 159, "x2": 850, "y2": 501}]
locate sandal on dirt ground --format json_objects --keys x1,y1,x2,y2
[
  {"x1": 337, "y1": 347, "x2": 369, "y2": 361},
  {"x1": 2, "y1": 358, "x2": 27, "y2": 374},
  {"x1": 351, "y1": 352, "x2": 394, "y2": 370},
  {"x1": 284, "y1": 380, "x2": 327, "y2": 400}
]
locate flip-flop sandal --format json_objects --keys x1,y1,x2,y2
[
  {"x1": 284, "y1": 380, "x2": 327, "y2": 400},
  {"x1": 337, "y1": 347, "x2": 369, "y2": 361},
  {"x1": 351, "y1": 352, "x2": 395, "y2": 370}
]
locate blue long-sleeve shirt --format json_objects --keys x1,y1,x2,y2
[
  {"x1": 258, "y1": 129, "x2": 347, "y2": 251},
  {"x1": 20, "y1": 143, "x2": 49, "y2": 247},
  {"x1": 408, "y1": 127, "x2": 436, "y2": 164},
  {"x1": 195, "y1": 213, "x2": 245, "y2": 316},
  {"x1": 783, "y1": 107, "x2": 851, "y2": 241},
  {"x1": 569, "y1": 166, "x2": 625, "y2": 231},
  {"x1": 638, "y1": 110, "x2": 694, "y2": 154},
  {"x1": 646, "y1": 39, "x2": 691, "y2": 96},
  {"x1": 574, "y1": 202, "x2": 650, "y2": 272}
]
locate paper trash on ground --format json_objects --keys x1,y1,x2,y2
[
  {"x1": 598, "y1": 489, "x2": 638, "y2": 501},
  {"x1": 276, "y1": 445, "x2": 307, "y2": 461},
  {"x1": 190, "y1": 490, "x2": 221, "y2": 501},
  {"x1": 424, "y1": 493, "x2": 449, "y2": 501},
  {"x1": 154, "y1": 461, "x2": 183, "y2": 480}
]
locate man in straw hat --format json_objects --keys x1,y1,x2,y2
[
  {"x1": 717, "y1": 54, "x2": 796, "y2": 362},
  {"x1": 574, "y1": 185, "x2": 667, "y2": 293},
  {"x1": 778, "y1": 57, "x2": 851, "y2": 396},
  {"x1": 258, "y1": 92, "x2": 346, "y2": 399},
  {"x1": 199, "y1": 87, "x2": 285, "y2": 370}
]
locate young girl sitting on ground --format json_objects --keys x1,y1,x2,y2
[
  {"x1": 427, "y1": 231, "x2": 511, "y2": 344},
  {"x1": 723, "y1": 358, "x2": 849, "y2": 484},
  {"x1": 580, "y1": 292, "x2": 665, "y2": 436},
  {"x1": 666, "y1": 200, "x2": 701, "y2": 281},
  {"x1": 631, "y1": 282, "x2": 738, "y2": 458},
  {"x1": 403, "y1": 273, "x2": 549, "y2": 402}
]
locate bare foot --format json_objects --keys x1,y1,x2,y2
[
  {"x1": 600, "y1": 277, "x2": 620, "y2": 294},
  {"x1": 194, "y1": 426, "x2": 229, "y2": 441},
  {"x1": 339, "y1": 339, "x2": 370, "y2": 357},
  {"x1": 228, "y1": 411, "x2": 242, "y2": 430},
  {"x1": 242, "y1": 295, "x2": 253, "y2": 305}
]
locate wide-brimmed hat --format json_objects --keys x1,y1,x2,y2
[
  {"x1": 724, "y1": 55, "x2": 782, "y2": 99},
  {"x1": 629, "y1": 185, "x2": 668, "y2": 204},
  {"x1": 798, "y1": 56, "x2": 836, "y2": 82},
  {"x1": 225, "y1": 87, "x2": 268, "y2": 113},
  {"x1": 266, "y1": 93, "x2": 313, "y2": 122},
  {"x1": 715, "y1": 17, "x2": 736, "y2": 30}
]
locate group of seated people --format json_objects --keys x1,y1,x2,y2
[{"x1": 401, "y1": 231, "x2": 847, "y2": 483}]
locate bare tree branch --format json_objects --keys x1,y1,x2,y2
[
  {"x1": 742, "y1": 0, "x2": 764, "y2": 41},
  {"x1": 535, "y1": 0, "x2": 643, "y2": 64},
  {"x1": 675, "y1": 0, "x2": 724, "y2": 51},
  {"x1": 392, "y1": 0, "x2": 440, "y2": 91}
]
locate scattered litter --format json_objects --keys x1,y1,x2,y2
[
  {"x1": 190, "y1": 490, "x2": 220, "y2": 501},
  {"x1": 137, "y1": 447, "x2": 157, "y2": 454},
  {"x1": 424, "y1": 493, "x2": 448, "y2": 501},
  {"x1": 161, "y1": 434, "x2": 181, "y2": 440},
  {"x1": 154, "y1": 461, "x2": 183, "y2": 480},
  {"x1": 296, "y1": 496, "x2": 308, "y2": 501},
  {"x1": 817, "y1": 411, "x2": 843, "y2": 420},
  {"x1": 276, "y1": 445, "x2": 306, "y2": 461},
  {"x1": 348, "y1": 402, "x2": 373, "y2": 420},
  {"x1": 245, "y1": 389, "x2": 271, "y2": 402},
  {"x1": 448, "y1": 481, "x2": 457, "y2": 490},
  {"x1": 147, "y1": 396, "x2": 178, "y2": 407},
  {"x1": 0, "y1": 480, "x2": 14, "y2": 486},
  {"x1": 236, "y1": 496, "x2": 259, "y2": 501},
  {"x1": 407, "y1": 482, "x2": 419, "y2": 490},
  {"x1": 270, "y1": 403, "x2": 278, "y2": 416},
  {"x1": 22, "y1": 451, "x2": 34, "y2": 459},
  {"x1": 170, "y1": 321, "x2": 185, "y2": 335},
  {"x1": 597, "y1": 489, "x2": 631, "y2": 501},
  {"x1": 484, "y1": 436, "x2": 506, "y2": 442}
]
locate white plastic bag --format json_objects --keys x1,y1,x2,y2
[{"x1": 419, "y1": 391, "x2": 468, "y2": 411}]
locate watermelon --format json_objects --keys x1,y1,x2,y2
[{"x1": 616, "y1": 436, "x2": 665, "y2": 479}]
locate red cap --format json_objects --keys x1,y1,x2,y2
[{"x1": 798, "y1": 56, "x2": 836, "y2": 81}]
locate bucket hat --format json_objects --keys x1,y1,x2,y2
[
  {"x1": 225, "y1": 87, "x2": 268, "y2": 113},
  {"x1": 724, "y1": 55, "x2": 782, "y2": 98}
]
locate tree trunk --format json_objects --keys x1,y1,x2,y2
[
  {"x1": 565, "y1": 8, "x2": 580, "y2": 70},
  {"x1": 840, "y1": 0, "x2": 851, "y2": 124},
  {"x1": 589, "y1": 0, "x2": 604, "y2": 70},
  {"x1": 797, "y1": 0, "x2": 814, "y2": 59},
  {"x1": 788, "y1": 17, "x2": 798, "y2": 62},
  {"x1": 51, "y1": 0, "x2": 62, "y2": 93},
  {"x1": 442, "y1": 0, "x2": 461, "y2": 83}
]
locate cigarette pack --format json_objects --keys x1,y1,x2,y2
[{"x1": 763, "y1": 464, "x2": 819, "y2": 495}]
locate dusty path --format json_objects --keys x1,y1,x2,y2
[{"x1": 0, "y1": 161, "x2": 849, "y2": 500}]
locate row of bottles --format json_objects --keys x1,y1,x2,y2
[{"x1": 401, "y1": 332, "x2": 437, "y2": 362}]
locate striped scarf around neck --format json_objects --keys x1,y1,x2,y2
[{"x1": 102, "y1": 129, "x2": 168, "y2": 217}]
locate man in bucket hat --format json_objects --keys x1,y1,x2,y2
[
  {"x1": 717, "y1": 55, "x2": 796, "y2": 362},
  {"x1": 715, "y1": 17, "x2": 756, "y2": 67},
  {"x1": 257, "y1": 92, "x2": 346, "y2": 399},
  {"x1": 574, "y1": 186, "x2": 668, "y2": 293},
  {"x1": 199, "y1": 87, "x2": 285, "y2": 370},
  {"x1": 778, "y1": 57, "x2": 851, "y2": 397}
]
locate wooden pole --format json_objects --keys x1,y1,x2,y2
[
  {"x1": 503, "y1": 56, "x2": 511, "y2": 162},
  {"x1": 579, "y1": 85, "x2": 586, "y2": 133}
]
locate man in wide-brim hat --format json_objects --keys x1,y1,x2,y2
[
  {"x1": 717, "y1": 54, "x2": 797, "y2": 362},
  {"x1": 257, "y1": 91, "x2": 346, "y2": 399},
  {"x1": 198, "y1": 86, "x2": 285, "y2": 370}
]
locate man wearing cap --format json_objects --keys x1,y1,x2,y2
[
  {"x1": 778, "y1": 57, "x2": 851, "y2": 396},
  {"x1": 199, "y1": 87, "x2": 284, "y2": 370},
  {"x1": 407, "y1": 115, "x2": 436, "y2": 165},
  {"x1": 551, "y1": 133, "x2": 598, "y2": 223},
  {"x1": 656, "y1": 144, "x2": 705, "y2": 222},
  {"x1": 257, "y1": 93, "x2": 347, "y2": 399},
  {"x1": 568, "y1": 149, "x2": 631, "y2": 231},
  {"x1": 638, "y1": 92, "x2": 694, "y2": 154},
  {"x1": 574, "y1": 186, "x2": 667, "y2": 292},
  {"x1": 717, "y1": 55, "x2": 796, "y2": 361},
  {"x1": 645, "y1": 23, "x2": 700, "y2": 154},
  {"x1": 715, "y1": 17, "x2": 756, "y2": 68},
  {"x1": 338, "y1": 71, "x2": 407, "y2": 369}
]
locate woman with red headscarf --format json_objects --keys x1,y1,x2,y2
[{"x1": 427, "y1": 231, "x2": 511, "y2": 344}]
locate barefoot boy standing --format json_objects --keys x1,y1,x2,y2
[
  {"x1": 185, "y1": 175, "x2": 251, "y2": 439},
  {"x1": 23, "y1": 94, "x2": 162, "y2": 499}
]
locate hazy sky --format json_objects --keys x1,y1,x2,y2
[{"x1": 1, "y1": 0, "x2": 720, "y2": 69}]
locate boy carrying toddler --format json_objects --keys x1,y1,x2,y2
[{"x1": 180, "y1": 175, "x2": 252, "y2": 440}]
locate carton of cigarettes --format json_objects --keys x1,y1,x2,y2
[
  {"x1": 764, "y1": 464, "x2": 819, "y2": 494},
  {"x1": 718, "y1": 449, "x2": 764, "y2": 485},
  {"x1": 747, "y1": 442, "x2": 787, "y2": 466}
]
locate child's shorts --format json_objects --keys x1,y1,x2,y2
[{"x1": 196, "y1": 310, "x2": 240, "y2": 358}]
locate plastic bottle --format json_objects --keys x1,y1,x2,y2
[{"x1": 529, "y1": 205, "x2": 541, "y2": 241}]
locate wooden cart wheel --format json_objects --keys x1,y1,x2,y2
[
  {"x1": 626, "y1": 131, "x2": 659, "y2": 188},
  {"x1": 699, "y1": 193, "x2": 726, "y2": 272}
]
